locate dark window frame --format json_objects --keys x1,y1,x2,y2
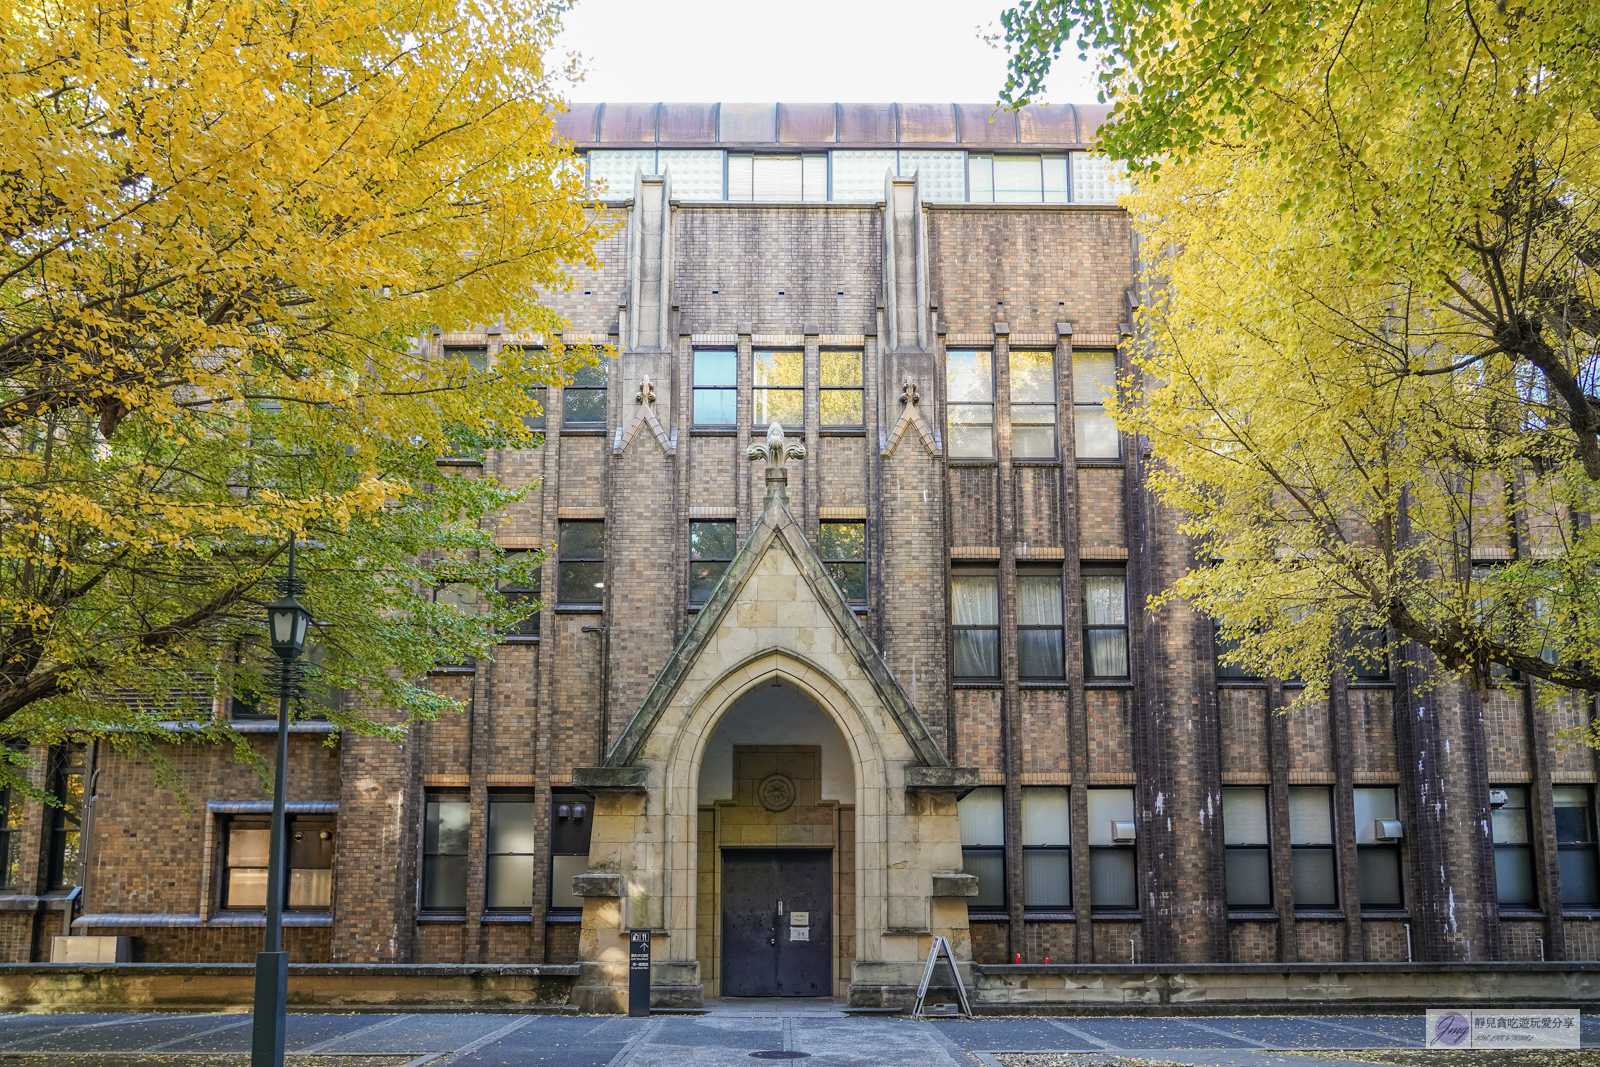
[
  {"x1": 1087, "y1": 787, "x2": 1138, "y2": 912},
  {"x1": 1021, "y1": 786, "x2": 1072, "y2": 911},
  {"x1": 1345, "y1": 626, "x2": 1391, "y2": 683},
  {"x1": 1491, "y1": 784, "x2": 1537, "y2": 908},
  {"x1": 557, "y1": 520, "x2": 605, "y2": 606},
  {"x1": 1354, "y1": 786, "x2": 1405, "y2": 910},
  {"x1": 563, "y1": 361, "x2": 608, "y2": 428},
  {"x1": 421, "y1": 790, "x2": 470, "y2": 913},
  {"x1": 46, "y1": 745, "x2": 83, "y2": 891},
  {"x1": 689, "y1": 521, "x2": 737, "y2": 606},
  {"x1": 486, "y1": 790, "x2": 538, "y2": 912},
  {"x1": 549, "y1": 790, "x2": 594, "y2": 914},
  {"x1": 443, "y1": 345, "x2": 490, "y2": 373},
  {"x1": 946, "y1": 348, "x2": 996, "y2": 460},
  {"x1": 1214, "y1": 627, "x2": 1262, "y2": 681},
  {"x1": 1009, "y1": 349, "x2": 1058, "y2": 460},
  {"x1": 1082, "y1": 566, "x2": 1130, "y2": 681},
  {"x1": 219, "y1": 813, "x2": 335, "y2": 912},
  {"x1": 499, "y1": 550, "x2": 541, "y2": 637},
  {"x1": 1222, "y1": 786, "x2": 1272, "y2": 910},
  {"x1": 1016, "y1": 567, "x2": 1065, "y2": 679},
  {"x1": 959, "y1": 787, "x2": 1006, "y2": 915},
  {"x1": 951, "y1": 567, "x2": 1000, "y2": 680},
  {"x1": 819, "y1": 348, "x2": 865, "y2": 428},
  {"x1": 1554, "y1": 785, "x2": 1598, "y2": 907},
  {"x1": 820, "y1": 522, "x2": 867, "y2": 604},
  {"x1": 692, "y1": 349, "x2": 738, "y2": 428},
  {"x1": 1287, "y1": 786, "x2": 1338, "y2": 911},
  {"x1": 0, "y1": 759, "x2": 20, "y2": 890}
]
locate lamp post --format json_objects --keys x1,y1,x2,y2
[{"x1": 252, "y1": 539, "x2": 312, "y2": 1067}]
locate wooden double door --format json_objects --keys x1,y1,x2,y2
[{"x1": 720, "y1": 849, "x2": 832, "y2": 997}]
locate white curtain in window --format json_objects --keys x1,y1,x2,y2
[
  {"x1": 952, "y1": 575, "x2": 998, "y2": 625},
  {"x1": 1017, "y1": 576, "x2": 1063, "y2": 626},
  {"x1": 1083, "y1": 575, "x2": 1125, "y2": 625}
]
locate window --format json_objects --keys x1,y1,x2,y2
[
  {"x1": 829, "y1": 150, "x2": 897, "y2": 201},
  {"x1": 1010, "y1": 350, "x2": 1057, "y2": 459},
  {"x1": 301, "y1": 640, "x2": 343, "y2": 718},
  {"x1": 1215, "y1": 629, "x2": 1261, "y2": 680},
  {"x1": 434, "y1": 584, "x2": 478, "y2": 668},
  {"x1": 504, "y1": 349, "x2": 546, "y2": 431},
  {"x1": 1022, "y1": 787, "x2": 1071, "y2": 909},
  {"x1": 967, "y1": 155, "x2": 1068, "y2": 204},
  {"x1": 753, "y1": 350, "x2": 803, "y2": 428},
  {"x1": 422, "y1": 792, "x2": 470, "y2": 910},
  {"x1": 1289, "y1": 787, "x2": 1338, "y2": 908},
  {"x1": 1491, "y1": 785, "x2": 1536, "y2": 907},
  {"x1": 444, "y1": 345, "x2": 489, "y2": 372},
  {"x1": 1354, "y1": 787, "x2": 1404, "y2": 908},
  {"x1": 1223, "y1": 787, "x2": 1271, "y2": 908},
  {"x1": 820, "y1": 350, "x2": 864, "y2": 427},
  {"x1": 1345, "y1": 627, "x2": 1390, "y2": 682},
  {"x1": 1073, "y1": 352, "x2": 1119, "y2": 458},
  {"x1": 690, "y1": 521, "x2": 736, "y2": 605},
  {"x1": 1082, "y1": 569, "x2": 1129, "y2": 680},
  {"x1": 692, "y1": 350, "x2": 737, "y2": 426},
  {"x1": 46, "y1": 745, "x2": 83, "y2": 890},
  {"x1": 946, "y1": 349, "x2": 994, "y2": 459},
  {"x1": 487, "y1": 793, "x2": 537, "y2": 910},
  {"x1": 1017, "y1": 570, "x2": 1064, "y2": 678},
  {"x1": 557, "y1": 521, "x2": 604, "y2": 605},
  {"x1": 0, "y1": 767, "x2": 21, "y2": 889},
  {"x1": 499, "y1": 551, "x2": 540, "y2": 637},
  {"x1": 821, "y1": 523, "x2": 866, "y2": 603},
  {"x1": 959, "y1": 787, "x2": 1004, "y2": 911},
  {"x1": 1088, "y1": 788, "x2": 1136, "y2": 910},
  {"x1": 1070, "y1": 153, "x2": 1130, "y2": 204},
  {"x1": 224, "y1": 815, "x2": 334, "y2": 909},
  {"x1": 549, "y1": 793, "x2": 593, "y2": 912},
  {"x1": 563, "y1": 361, "x2": 607, "y2": 427},
  {"x1": 951, "y1": 570, "x2": 999, "y2": 678},
  {"x1": 586, "y1": 149, "x2": 725, "y2": 200},
  {"x1": 1554, "y1": 786, "x2": 1598, "y2": 906},
  {"x1": 727, "y1": 154, "x2": 827, "y2": 201}
]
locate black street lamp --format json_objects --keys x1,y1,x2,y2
[{"x1": 253, "y1": 539, "x2": 311, "y2": 1067}]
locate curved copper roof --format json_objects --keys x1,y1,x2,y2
[{"x1": 556, "y1": 102, "x2": 1109, "y2": 149}]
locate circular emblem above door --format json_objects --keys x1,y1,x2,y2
[{"x1": 757, "y1": 774, "x2": 797, "y2": 812}]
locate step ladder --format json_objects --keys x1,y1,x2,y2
[{"x1": 909, "y1": 935, "x2": 972, "y2": 1019}]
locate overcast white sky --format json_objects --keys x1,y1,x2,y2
[{"x1": 553, "y1": 0, "x2": 1099, "y2": 106}]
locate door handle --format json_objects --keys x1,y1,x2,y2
[{"x1": 769, "y1": 938, "x2": 776, "y2": 945}]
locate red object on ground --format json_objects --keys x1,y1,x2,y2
[
  {"x1": 1044, "y1": 957, "x2": 1050, "y2": 964},
  {"x1": 1014, "y1": 953, "x2": 1021, "y2": 964}
]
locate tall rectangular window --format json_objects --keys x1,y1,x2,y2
[
  {"x1": 821, "y1": 523, "x2": 866, "y2": 603},
  {"x1": 819, "y1": 350, "x2": 864, "y2": 427},
  {"x1": 487, "y1": 793, "x2": 537, "y2": 910},
  {"x1": 753, "y1": 350, "x2": 803, "y2": 428},
  {"x1": 46, "y1": 745, "x2": 83, "y2": 890},
  {"x1": 947, "y1": 349, "x2": 994, "y2": 459},
  {"x1": 0, "y1": 768, "x2": 21, "y2": 889},
  {"x1": 951, "y1": 570, "x2": 999, "y2": 678},
  {"x1": 557, "y1": 521, "x2": 605, "y2": 605},
  {"x1": 1088, "y1": 788, "x2": 1136, "y2": 910},
  {"x1": 1345, "y1": 627, "x2": 1391, "y2": 682},
  {"x1": 1215, "y1": 629, "x2": 1262, "y2": 680},
  {"x1": 526, "y1": 385, "x2": 547, "y2": 431},
  {"x1": 422, "y1": 792, "x2": 470, "y2": 910},
  {"x1": 1289, "y1": 787, "x2": 1338, "y2": 908},
  {"x1": 549, "y1": 793, "x2": 593, "y2": 912},
  {"x1": 1022, "y1": 787, "x2": 1071, "y2": 909},
  {"x1": 287, "y1": 817, "x2": 335, "y2": 909},
  {"x1": 959, "y1": 787, "x2": 1004, "y2": 911},
  {"x1": 1017, "y1": 570, "x2": 1064, "y2": 678},
  {"x1": 1073, "y1": 352, "x2": 1119, "y2": 458},
  {"x1": 224, "y1": 818, "x2": 270, "y2": 908},
  {"x1": 1223, "y1": 787, "x2": 1271, "y2": 909},
  {"x1": 1354, "y1": 787, "x2": 1404, "y2": 908},
  {"x1": 693, "y1": 350, "x2": 737, "y2": 426},
  {"x1": 994, "y1": 155, "x2": 1044, "y2": 203},
  {"x1": 1491, "y1": 785, "x2": 1536, "y2": 907},
  {"x1": 499, "y1": 550, "x2": 540, "y2": 638},
  {"x1": 1554, "y1": 786, "x2": 1598, "y2": 906},
  {"x1": 690, "y1": 521, "x2": 736, "y2": 605},
  {"x1": 563, "y1": 361, "x2": 607, "y2": 427},
  {"x1": 1082, "y1": 570, "x2": 1129, "y2": 680},
  {"x1": 1010, "y1": 350, "x2": 1057, "y2": 459}
]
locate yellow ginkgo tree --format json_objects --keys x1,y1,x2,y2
[
  {"x1": 1000, "y1": 0, "x2": 1600, "y2": 706},
  {"x1": 0, "y1": 0, "x2": 607, "y2": 768}
]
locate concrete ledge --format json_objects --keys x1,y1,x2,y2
[
  {"x1": 572, "y1": 873, "x2": 623, "y2": 898},
  {"x1": 572, "y1": 766, "x2": 648, "y2": 792},
  {"x1": 904, "y1": 766, "x2": 979, "y2": 792},
  {"x1": 931, "y1": 873, "x2": 980, "y2": 897},
  {"x1": 0, "y1": 964, "x2": 579, "y2": 1013}
]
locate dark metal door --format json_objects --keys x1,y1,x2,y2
[{"x1": 720, "y1": 849, "x2": 832, "y2": 997}]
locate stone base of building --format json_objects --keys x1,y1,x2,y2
[{"x1": 572, "y1": 960, "x2": 703, "y2": 1013}]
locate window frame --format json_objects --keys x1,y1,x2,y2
[
  {"x1": 548, "y1": 791, "x2": 594, "y2": 914},
  {"x1": 443, "y1": 345, "x2": 489, "y2": 373},
  {"x1": 556, "y1": 520, "x2": 605, "y2": 606},
  {"x1": 46, "y1": 744, "x2": 83, "y2": 891},
  {"x1": 1087, "y1": 788, "x2": 1137, "y2": 912},
  {"x1": 1072, "y1": 350, "x2": 1120, "y2": 460},
  {"x1": 421, "y1": 790, "x2": 470, "y2": 913},
  {"x1": 562, "y1": 361, "x2": 608, "y2": 429},
  {"x1": 1021, "y1": 786, "x2": 1072, "y2": 912},
  {"x1": 1354, "y1": 786, "x2": 1405, "y2": 910},
  {"x1": 1008, "y1": 349, "x2": 1058, "y2": 460},
  {"x1": 820, "y1": 522, "x2": 867, "y2": 605},
  {"x1": 752, "y1": 348, "x2": 804, "y2": 430},
  {"x1": 959, "y1": 787, "x2": 1006, "y2": 915},
  {"x1": 1082, "y1": 567, "x2": 1130, "y2": 681},
  {"x1": 1016, "y1": 567, "x2": 1065, "y2": 679},
  {"x1": 689, "y1": 520, "x2": 737, "y2": 607},
  {"x1": 0, "y1": 760, "x2": 21, "y2": 889},
  {"x1": 485, "y1": 791, "x2": 538, "y2": 912},
  {"x1": 951, "y1": 567, "x2": 1000, "y2": 680},
  {"x1": 692, "y1": 349, "x2": 738, "y2": 428},
  {"x1": 220, "y1": 813, "x2": 336, "y2": 912},
  {"x1": 1490, "y1": 784, "x2": 1537, "y2": 908},
  {"x1": 946, "y1": 348, "x2": 995, "y2": 460},
  {"x1": 819, "y1": 348, "x2": 865, "y2": 428},
  {"x1": 1287, "y1": 786, "x2": 1339, "y2": 911},
  {"x1": 1553, "y1": 785, "x2": 1598, "y2": 907},
  {"x1": 498, "y1": 550, "x2": 541, "y2": 638},
  {"x1": 1345, "y1": 626, "x2": 1391, "y2": 683},
  {"x1": 1222, "y1": 786, "x2": 1272, "y2": 910}
]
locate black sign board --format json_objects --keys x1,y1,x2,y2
[{"x1": 627, "y1": 928, "x2": 651, "y2": 1017}]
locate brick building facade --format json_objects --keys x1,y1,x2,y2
[{"x1": 4, "y1": 103, "x2": 1597, "y2": 1007}]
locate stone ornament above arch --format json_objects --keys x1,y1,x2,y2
[
  {"x1": 880, "y1": 381, "x2": 941, "y2": 459},
  {"x1": 757, "y1": 774, "x2": 797, "y2": 812}
]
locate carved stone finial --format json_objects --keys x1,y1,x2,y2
[
  {"x1": 635, "y1": 379, "x2": 656, "y2": 407},
  {"x1": 746, "y1": 421, "x2": 807, "y2": 471},
  {"x1": 901, "y1": 381, "x2": 920, "y2": 407}
]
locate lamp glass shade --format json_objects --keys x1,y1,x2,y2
[{"x1": 268, "y1": 597, "x2": 312, "y2": 658}]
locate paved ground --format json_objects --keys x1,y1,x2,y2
[{"x1": 0, "y1": 1008, "x2": 1591, "y2": 1067}]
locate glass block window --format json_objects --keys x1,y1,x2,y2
[
  {"x1": 1010, "y1": 349, "x2": 1057, "y2": 458},
  {"x1": 1223, "y1": 787, "x2": 1271, "y2": 908},
  {"x1": 1073, "y1": 351, "x2": 1119, "y2": 458},
  {"x1": 1354, "y1": 787, "x2": 1404, "y2": 908},
  {"x1": 952, "y1": 570, "x2": 999, "y2": 678},
  {"x1": 689, "y1": 521, "x2": 736, "y2": 605},
  {"x1": 1022, "y1": 786, "x2": 1071, "y2": 908},
  {"x1": 820, "y1": 349, "x2": 864, "y2": 426},
  {"x1": 557, "y1": 520, "x2": 604, "y2": 605},
  {"x1": 657, "y1": 149, "x2": 725, "y2": 200},
  {"x1": 1491, "y1": 785, "x2": 1536, "y2": 906},
  {"x1": 896, "y1": 150, "x2": 967, "y2": 202},
  {"x1": 821, "y1": 523, "x2": 866, "y2": 603},
  {"x1": 549, "y1": 793, "x2": 593, "y2": 911},
  {"x1": 563, "y1": 360, "x2": 607, "y2": 427},
  {"x1": 486, "y1": 792, "x2": 537, "y2": 910},
  {"x1": 1071, "y1": 152, "x2": 1131, "y2": 203},
  {"x1": 947, "y1": 349, "x2": 994, "y2": 459},
  {"x1": 422, "y1": 792, "x2": 470, "y2": 910},
  {"x1": 693, "y1": 349, "x2": 738, "y2": 426},
  {"x1": 1289, "y1": 787, "x2": 1338, "y2": 908},
  {"x1": 1017, "y1": 570, "x2": 1064, "y2": 678},
  {"x1": 1088, "y1": 788, "x2": 1136, "y2": 910},
  {"x1": 1083, "y1": 569, "x2": 1129, "y2": 680},
  {"x1": 830, "y1": 150, "x2": 898, "y2": 201},
  {"x1": 753, "y1": 349, "x2": 803, "y2": 427},
  {"x1": 46, "y1": 745, "x2": 83, "y2": 890},
  {"x1": 1555, "y1": 786, "x2": 1599, "y2": 906},
  {"x1": 959, "y1": 787, "x2": 1005, "y2": 911},
  {"x1": 585, "y1": 149, "x2": 656, "y2": 198}
]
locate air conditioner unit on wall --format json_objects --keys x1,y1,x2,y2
[
  {"x1": 1489, "y1": 789, "x2": 1510, "y2": 809},
  {"x1": 1111, "y1": 820, "x2": 1136, "y2": 843},
  {"x1": 1374, "y1": 819, "x2": 1404, "y2": 842}
]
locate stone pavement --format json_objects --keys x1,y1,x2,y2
[{"x1": 0, "y1": 1008, "x2": 1592, "y2": 1066}]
